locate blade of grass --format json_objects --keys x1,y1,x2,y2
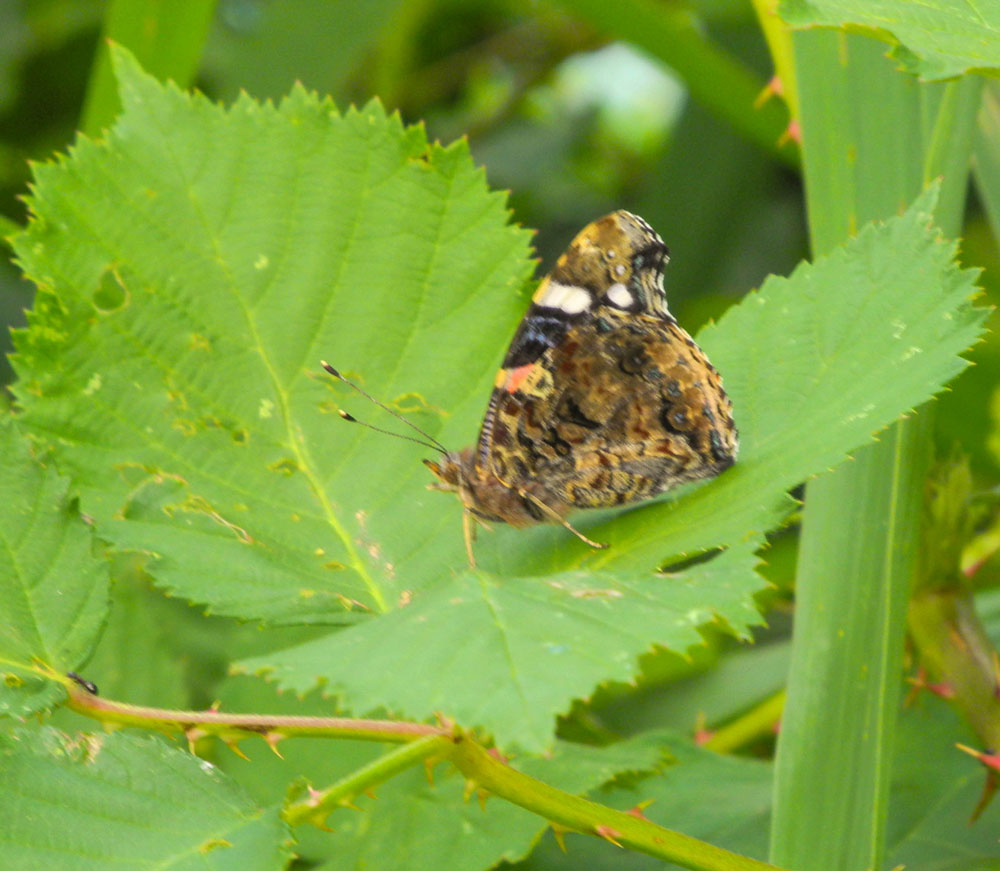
[
  {"x1": 80, "y1": 0, "x2": 217, "y2": 136},
  {"x1": 973, "y1": 80, "x2": 1000, "y2": 248},
  {"x1": 769, "y1": 30, "x2": 980, "y2": 871}
]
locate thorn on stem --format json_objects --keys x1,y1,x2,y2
[
  {"x1": 957, "y1": 743, "x2": 1000, "y2": 773},
  {"x1": 625, "y1": 799, "x2": 654, "y2": 822},
  {"x1": 753, "y1": 74, "x2": 784, "y2": 108},
  {"x1": 184, "y1": 727, "x2": 207, "y2": 754},
  {"x1": 594, "y1": 825, "x2": 623, "y2": 848},
  {"x1": 693, "y1": 711, "x2": 713, "y2": 745},
  {"x1": 265, "y1": 732, "x2": 285, "y2": 759},
  {"x1": 550, "y1": 824, "x2": 569, "y2": 853},
  {"x1": 224, "y1": 737, "x2": 250, "y2": 761}
]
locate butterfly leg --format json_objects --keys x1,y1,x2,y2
[
  {"x1": 463, "y1": 508, "x2": 477, "y2": 568},
  {"x1": 519, "y1": 490, "x2": 608, "y2": 551}
]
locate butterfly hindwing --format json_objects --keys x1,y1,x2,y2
[{"x1": 475, "y1": 211, "x2": 736, "y2": 511}]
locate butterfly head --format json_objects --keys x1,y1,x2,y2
[{"x1": 424, "y1": 450, "x2": 539, "y2": 527}]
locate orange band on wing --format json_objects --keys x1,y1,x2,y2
[{"x1": 495, "y1": 363, "x2": 535, "y2": 394}]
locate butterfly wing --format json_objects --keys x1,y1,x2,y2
[{"x1": 475, "y1": 211, "x2": 737, "y2": 513}]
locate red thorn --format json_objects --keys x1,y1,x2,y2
[
  {"x1": 694, "y1": 727, "x2": 714, "y2": 746},
  {"x1": 363, "y1": 788, "x2": 377, "y2": 801},
  {"x1": 754, "y1": 74, "x2": 784, "y2": 108},
  {"x1": 693, "y1": 712, "x2": 713, "y2": 745},
  {"x1": 625, "y1": 799, "x2": 654, "y2": 821},
  {"x1": 963, "y1": 556, "x2": 987, "y2": 578},
  {"x1": 487, "y1": 747, "x2": 509, "y2": 765},
  {"x1": 928, "y1": 681, "x2": 956, "y2": 699},
  {"x1": 778, "y1": 119, "x2": 802, "y2": 146},
  {"x1": 907, "y1": 667, "x2": 955, "y2": 700},
  {"x1": 957, "y1": 744, "x2": 1000, "y2": 773},
  {"x1": 594, "y1": 825, "x2": 623, "y2": 848}
]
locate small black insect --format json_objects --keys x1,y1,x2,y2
[{"x1": 67, "y1": 671, "x2": 99, "y2": 695}]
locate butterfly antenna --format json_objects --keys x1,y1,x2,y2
[{"x1": 321, "y1": 361, "x2": 448, "y2": 455}]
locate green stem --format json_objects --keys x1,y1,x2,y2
[
  {"x1": 65, "y1": 681, "x2": 443, "y2": 745},
  {"x1": 66, "y1": 676, "x2": 785, "y2": 870},
  {"x1": 703, "y1": 691, "x2": 785, "y2": 754},
  {"x1": 908, "y1": 589, "x2": 1000, "y2": 752},
  {"x1": 284, "y1": 735, "x2": 448, "y2": 827},
  {"x1": 449, "y1": 732, "x2": 789, "y2": 871}
]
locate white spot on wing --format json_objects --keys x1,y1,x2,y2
[
  {"x1": 606, "y1": 282, "x2": 633, "y2": 308},
  {"x1": 536, "y1": 280, "x2": 592, "y2": 314}
]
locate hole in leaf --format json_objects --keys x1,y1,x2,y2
[
  {"x1": 92, "y1": 266, "x2": 128, "y2": 312},
  {"x1": 660, "y1": 545, "x2": 727, "y2": 575}
]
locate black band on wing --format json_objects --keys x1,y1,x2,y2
[{"x1": 502, "y1": 306, "x2": 573, "y2": 368}]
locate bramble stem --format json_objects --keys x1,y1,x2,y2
[{"x1": 65, "y1": 676, "x2": 787, "y2": 871}]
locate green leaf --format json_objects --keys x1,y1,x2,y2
[
  {"x1": 12, "y1": 46, "x2": 534, "y2": 623},
  {"x1": 0, "y1": 727, "x2": 292, "y2": 870},
  {"x1": 236, "y1": 539, "x2": 761, "y2": 752},
  {"x1": 0, "y1": 419, "x2": 108, "y2": 716},
  {"x1": 780, "y1": 0, "x2": 1000, "y2": 81},
  {"x1": 10, "y1": 51, "x2": 985, "y2": 750}
]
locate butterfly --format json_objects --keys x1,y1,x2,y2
[{"x1": 326, "y1": 211, "x2": 737, "y2": 565}]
